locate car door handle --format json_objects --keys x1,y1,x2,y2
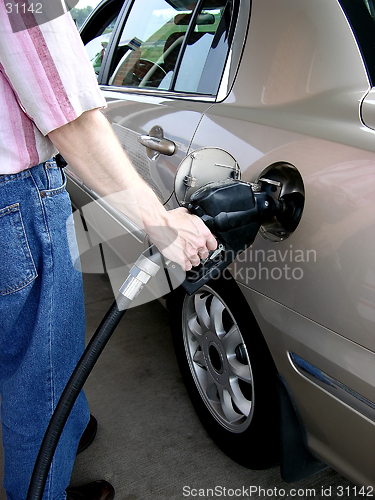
[{"x1": 138, "y1": 135, "x2": 176, "y2": 156}]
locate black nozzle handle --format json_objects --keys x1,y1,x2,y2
[{"x1": 200, "y1": 193, "x2": 277, "y2": 233}]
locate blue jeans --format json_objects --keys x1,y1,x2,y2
[{"x1": 0, "y1": 161, "x2": 89, "y2": 500}]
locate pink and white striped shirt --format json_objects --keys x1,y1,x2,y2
[{"x1": 0, "y1": 4, "x2": 106, "y2": 174}]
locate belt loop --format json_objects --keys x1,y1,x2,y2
[
  {"x1": 29, "y1": 162, "x2": 48, "y2": 192},
  {"x1": 43, "y1": 162, "x2": 51, "y2": 190}
]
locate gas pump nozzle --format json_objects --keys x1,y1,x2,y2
[{"x1": 182, "y1": 178, "x2": 302, "y2": 295}]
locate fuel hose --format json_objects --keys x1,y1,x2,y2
[{"x1": 26, "y1": 248, "x2": 161, "y2": 500}]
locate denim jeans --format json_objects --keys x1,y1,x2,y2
[{"x1": 0, "y1": 161, "x2": 89, "y2": 500}]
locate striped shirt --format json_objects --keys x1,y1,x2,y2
[{"x1": 0, "y1": 5, "x2": 106, "y2": 174}]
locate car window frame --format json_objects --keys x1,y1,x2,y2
[
  {"x1": 98, "y1": 0, "x2": 245, "y2": 102},
  {"x1": 79, "y1": 0, "x2": 129, "y2": 82},
  {"x1": 80, "y1": 0, "x2": 124, "y2": 45},
  {"x1": 91, "y1": 0, "x2": 132, "y2": 84}
]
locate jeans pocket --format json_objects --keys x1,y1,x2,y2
[
  {"x1": 43, "y1": 165, "x2": 67, "y2": 197},
  {"x1": 0, "y1": 204, "x2": 38, "y2": 295}
]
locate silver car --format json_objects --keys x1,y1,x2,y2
[{"x1": 67, "y1": 0, "x2": 375, "y2": 488}]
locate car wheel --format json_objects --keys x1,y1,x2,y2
[{"x1": 167, "y1": 274, "x2": 280, "y2": 469}]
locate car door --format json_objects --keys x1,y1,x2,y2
[
  {"x1": 97, "y1": 0, "x2": 241, "y2": 206},
  {"x1": 66, "y1": 0, "x2": 243, "y2": 302}
]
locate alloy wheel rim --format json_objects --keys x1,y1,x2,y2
[{"x1": 182, "y1": 287, "x2": 254, "y2": 433}]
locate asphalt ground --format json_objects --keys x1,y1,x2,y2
[{"x1": 0, "y1": 272, "x2": 354, "y2": 500}]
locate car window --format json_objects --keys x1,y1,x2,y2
[
  {"x1": 109, "y1": 0, "x2": 194, "y2": 88},
  {"x1": 108, "y1": 0, "x2": 237, "y2": 96}
]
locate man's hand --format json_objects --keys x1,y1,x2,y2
[{"x1": 145, "y1": 207, "x2": 217, "y2": 271}]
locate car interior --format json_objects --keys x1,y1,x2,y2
[{"x1": 109, "y1": 6, "x2": 223, "y2": 90}]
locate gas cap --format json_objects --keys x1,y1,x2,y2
[{"x1": 174, "y1": 148, "x2": 241, "y2": 206}]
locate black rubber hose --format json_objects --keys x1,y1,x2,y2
[{"x1": 26, "y1": 293, "x2": 132, "y2": 500}]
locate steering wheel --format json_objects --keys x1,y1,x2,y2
[{"x1": 138, "y1": 59, "x2": 167, "y2": 87}]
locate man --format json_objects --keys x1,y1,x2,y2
[{"x1": 0, "y1": 4, "x2": 216, "y2": 500}]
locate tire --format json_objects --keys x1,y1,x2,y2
[{"x1": 167, "y1": 273, "x2": 280, "y2": 469}]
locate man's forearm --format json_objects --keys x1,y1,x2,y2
[
  {"x1": 48, "y1": 108, "x2": 167, "y2": 230},
  {"x1": 48, "y1": 108, "x2": 217, "y2": 270}
]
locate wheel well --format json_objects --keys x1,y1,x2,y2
[
  {"x1": 219, "y1": 269, "x2": 279, "y2": 372},
  {"x1": 166, "y1": 271, "x2": 281, "y2": 468}
]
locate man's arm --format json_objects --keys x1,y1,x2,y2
[{"x1": 48, "y1": 108, "x2": 217, "y2": 270}]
